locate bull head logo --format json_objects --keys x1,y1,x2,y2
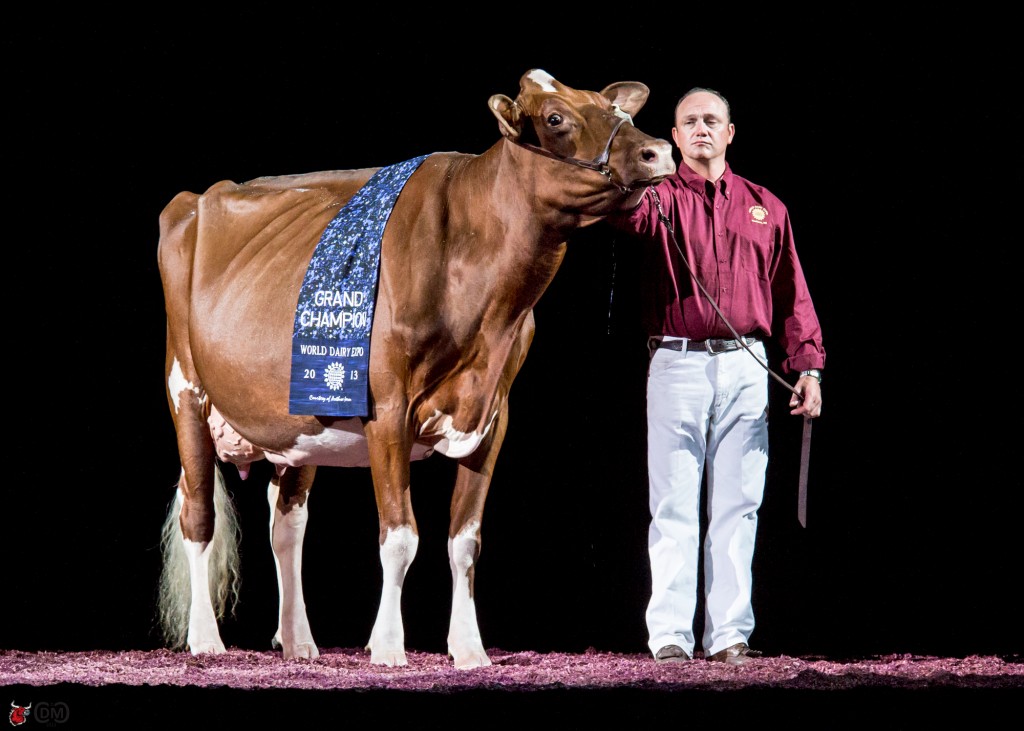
[{"x1": 9, "y1": 701, "x2": 31, "y2": 726}]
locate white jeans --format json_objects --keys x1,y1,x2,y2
[{"x1": 645, "y1": 338, "x2": 769, "y2": 658}]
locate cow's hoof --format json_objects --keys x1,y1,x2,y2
[
  {"x1": 451, "y1": 648, "x2": 492, "y2": 669},
  {"x1": 370, "y1": 648, "x2": 408, "y2": 666},
  {"x1": 189, "y1": 640, "x2": 227, "y2": 655},
  {"x1": 284, "y1": 642, "x2": 320, "y2": 660}
]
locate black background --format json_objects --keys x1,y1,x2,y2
[{"x1": 5, "y1": 9, "x2": 1020, "y2": 662}]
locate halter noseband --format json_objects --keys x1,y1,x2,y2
[{"x1": 512, "y1": 106, "x2": 636, "y2": 193}]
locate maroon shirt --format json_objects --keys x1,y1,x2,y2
[{"x1": 611, "y1": 162, "x2": 825, "y2": 374}]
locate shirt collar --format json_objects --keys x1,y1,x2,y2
[{"x1": 676, "y1": 161, "x2": 733, "y2": 198}]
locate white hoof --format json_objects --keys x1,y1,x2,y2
[
  {"x1": 283, "y1": 642, "x2": 320, "y2": 660},
  {"x1": 369, "y1": 646, "x2": 408, "y2": 666},
  {"x1": 189, "y1": 640, "x2": 227, "y2": 655},
  {"x1": 451, "y1": 646, "x2": 492, "y2": 669}
]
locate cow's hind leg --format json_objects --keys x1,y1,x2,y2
[
  {"x1": 158, "y1": 457, "x2": 241, "y2": 654},
  {"x1": 446, "y1": 402, "x2": 509, "y2": 669},
  {"x1": 268, "y1": 465, "x2": 319, "y2": 660},
  {"x1": 158, "y1": 193, "x2": 241, "y2": 654},
  {"x1": 364, "y1": 419, "x2": 419, "y2": 666}
]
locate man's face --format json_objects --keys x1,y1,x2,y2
[{"x1": 671, "y1": 92, "x2": 735, "y2": 164}]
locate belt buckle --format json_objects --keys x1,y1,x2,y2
[{"x1": 705, "y1": 338, "x2": 721, "y2": 355}]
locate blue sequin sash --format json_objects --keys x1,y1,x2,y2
[{"x1": 288, "y1": 154, "x2": 429, "y2": 416}]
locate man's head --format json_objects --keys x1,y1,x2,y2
[{"x1": 671, "y1": 88, "x2": 735, "y2": 175}]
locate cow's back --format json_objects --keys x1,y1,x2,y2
[{"x1": 158, "y1": 168, "x2": 379, "y2": 443}]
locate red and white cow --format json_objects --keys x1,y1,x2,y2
[{"x1": 157, "y1": 69, "x2": 675, "y2": 668}]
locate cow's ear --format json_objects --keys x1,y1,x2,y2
[
  {"x1": 600, "y1": 82, "x2": 650, "y2": 119},
  {"x1": 489, "y1": 94, "x2": 521, "y2": 140}
]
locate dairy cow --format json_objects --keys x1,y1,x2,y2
[{"x1": 157, "y1": 69, "x2": 675, "y2": 668}]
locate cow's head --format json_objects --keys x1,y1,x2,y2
[{"x1": 489, "y1": 69, "x2": 675, "y2": 196}]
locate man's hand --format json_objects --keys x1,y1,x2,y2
[
  {"x1": 790, "y1": 376, "x2": 822, "y2": 418},
  {"x1": 618, "y1": 185, "x2": 649, "y2": 211}
]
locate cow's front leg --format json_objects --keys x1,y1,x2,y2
[
  {"x1": 364, "y1": 418, "x2": 419, "y2": 666},
  {"x1": 447, "y1": 403, "x2": 509, "y2": 669},
  {"x1": 269, "y1": 465, "x2": 319, "y2": 660}
]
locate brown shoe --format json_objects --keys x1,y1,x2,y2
[
  {"x1": 655, "y1": 644, "x2": 691, "y2": 663},
  {"x1": 706, "y1": 642, "x2": 762, "y2": 666}
]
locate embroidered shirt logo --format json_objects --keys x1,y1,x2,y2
[{"x1": 749, "y1": 205, "x2": 769, "y2": 225}]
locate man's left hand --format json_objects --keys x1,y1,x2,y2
[{"x1": 790, "y1": 377, "x2": 822, "y2": 418}]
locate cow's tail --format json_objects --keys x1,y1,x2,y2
[{"x1": 157, "y1": 463, "x2": 242, "y2": 649}]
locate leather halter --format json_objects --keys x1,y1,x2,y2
[{"x1": 512, "y1": 110, "x2": 636, "y2": 193}]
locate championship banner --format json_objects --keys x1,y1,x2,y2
[{"x1": 289, "y1": 154, "x2": 429, "y2": 416}]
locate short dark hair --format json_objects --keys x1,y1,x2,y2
[{"x1": 675, "y1": 87, "x2": 732, "y2": 123}]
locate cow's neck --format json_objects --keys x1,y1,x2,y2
[
  {"x1": 495, "y1": 138, "x2": 628, "y2": 232},
  {"x1": 447, "y1": 140, "x2": 623, "y2": 311},
  {"x1": 403, "y1": 142, "x2": 626, "y2": 440}
]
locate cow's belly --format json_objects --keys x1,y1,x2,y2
[{"x1": 208, "y1": 407, "x2": 434, "y2": 469}]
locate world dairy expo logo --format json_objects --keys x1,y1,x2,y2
[{"x1": 324, "y1": 362, "x2": 346, "y2": 390}]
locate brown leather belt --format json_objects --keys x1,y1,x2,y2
[{"x1": 649, "y1": 335, "x2": 759, "y2": 355}]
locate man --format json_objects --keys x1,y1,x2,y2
[{"x1": 608, "y1": 88, "x2": 824, "y2": 664}]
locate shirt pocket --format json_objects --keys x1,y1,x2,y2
[{"x1": 738, "y1": 223, "x2": 775, "y2": 282}]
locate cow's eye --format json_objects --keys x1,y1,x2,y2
[{"x1": 546, "y1": 113, "x2": 563, "y2": 127}]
